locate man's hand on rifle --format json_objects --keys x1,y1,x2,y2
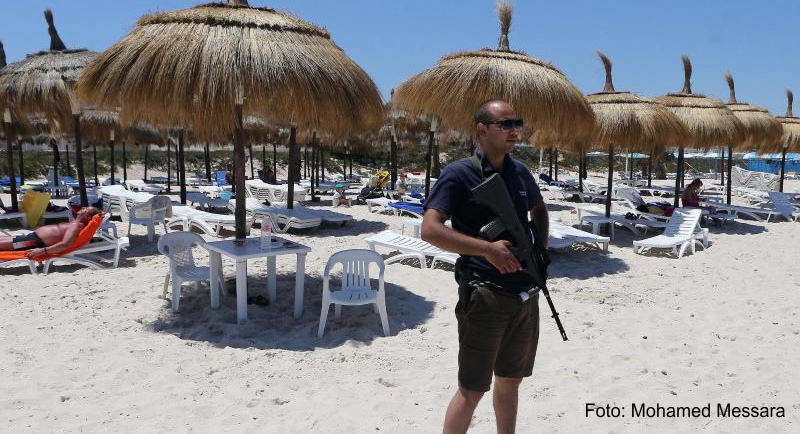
[{"x1": 484, "y1": 240, "x2": 522, "y2": 274}]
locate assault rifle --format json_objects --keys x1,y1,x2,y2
[{"x1": 471, "y1": 173, "x2": 568, "y2": 341}]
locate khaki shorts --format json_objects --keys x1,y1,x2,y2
[{"x1": 455, "y1": 283, "x2": 540, "y2": 392}]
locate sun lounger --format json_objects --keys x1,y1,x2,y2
[
  {"x1": 549, "y1": 219, "x2": 610, "y2": 252},
  {"x1": 125, "y1": 179, "x2": 164, "y2": 194},
  {"x1": 168, "y1": 205, "x2": 254, "y2": 236},
  {"x1": 42, "y1": 214, "x2": 129, "y2": 274},
  {"x1": 767, "y1": 191, "x2": 800, "y2": 222},
  {"x1": 231, "y1": 197, "x2": 321, "y2": 233},
  {"x1": 365, "y1": 230, "x2": 452, "y2": 268},
  {"x1": 245, "y1": 179, "x2": 307, "y2": 203},
  {"x1": 0, "y1": 197, "x2": 27, "y2": 227},
  {"x1": 632, "y1": 208, "x2": 706, "y2": 258}
]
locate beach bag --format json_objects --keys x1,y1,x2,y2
[{"x1": 663, "y1": 206, "x2": 675, "y2": 217}]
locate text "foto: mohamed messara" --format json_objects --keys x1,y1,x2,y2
[{"x1": 586, "y1": 403, "x2": 785, "y2": 418}]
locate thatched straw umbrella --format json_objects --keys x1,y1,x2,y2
[
  {"x1": 722, "y1": 73, "x2": 782, "y2": 203},
  {"x1": 394, "y1": 1, "x2": 594, "y2": 196},
  {"x1": 586, "y1": 52, "x2": 689, "y2": 217},
  {"x1": 0, "y1": 10, "x2": 97, "y2": 206},
  {"x1": 769, "y1": 90, "x2": 800, "y2": 192},
  {"x1": 78, "y1": 0, "x2": 383, "y2": 239},
  {"x1": 655, "y1": 56, "x2": 745, "y2": 207}
]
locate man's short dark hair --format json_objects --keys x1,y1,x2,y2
[{"x1": 474, "y1": 99, "x2": 509, "y2": 125}]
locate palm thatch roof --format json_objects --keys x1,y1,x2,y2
[
  {"x1": 585, "y1": 52, "x2": 689, "y2": 153},
  {"x1": 723, "y1": 72, "x2": 782, "y2": 151},
  {"x1": 771, "y1": 90, "x2": 800, "y2": 153},
  {"x1": 654, "y1": 56, "x2": 744, "y2": 150},
  {"x1": 0, "y1": 10, "x2": 97, "y2": 127},
  {"x1": 392, "y1": 1, "x2": 594, "y2": 144},
  {"x1": 76, "y1": 0, "x2": 384, "y2": 140}
]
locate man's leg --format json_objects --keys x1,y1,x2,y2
[
  {"x1": 493, "y1": 376, "x2": 522, "y2": 434},
  {"x1": 0, "y1": 236, "x2": 14, "y2": 250},
  {"x1": 443, "y1": 387, "x2": 484, "y2": 434}
]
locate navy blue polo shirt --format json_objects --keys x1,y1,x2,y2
[{"x1": 424, "y1": 149, "x2": 543, "y2": 288}]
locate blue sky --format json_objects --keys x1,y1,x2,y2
[{"x1": 2, "y1": 1, "x2": 799, "y2": 116}]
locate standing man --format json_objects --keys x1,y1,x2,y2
[{"x1": 421, "y1": 100, "x2": 549, "y2": 434}]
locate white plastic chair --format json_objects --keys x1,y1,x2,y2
[
  {"x1": 157, "y1": 232, "x2": 212, "y2": 313},
  {"x1": 318, "y1": 249, "x2": 389, "y2": 338},
  {"x1": 125, "y1": 195, "x2": 171, "y2": 241}
]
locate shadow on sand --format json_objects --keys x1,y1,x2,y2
[{"x1": 146, "y1": 272, "x2": 434, "y2": 350}]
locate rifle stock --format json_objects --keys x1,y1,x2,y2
[{"x1": 471, "y1": 173, "x2": 568, "y2": 341}]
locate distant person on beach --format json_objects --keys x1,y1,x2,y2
[
  {"x1": 225, "y1": 163, "x2": 234, "y2": 186},
  {"x1": 421, "y1": 100, "x2": 548, "y2": 434},
  {"x1": 332, "y1": 183, "x2": 349, "y2": 207},
  {"x1": 681, "y1": 178, "x2": 702, "y2": 207},
  {"x1": 264, "y1": 168, "x2": 276, "y2": 184},
  {"x1": 0, "y1": 207, "x2": 101, "y2": 258}
]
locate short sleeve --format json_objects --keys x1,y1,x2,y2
[
  {"x1": 519, "y1": 166, "x2": 543, "y2": 209},
  {"x1": 424, "y1": 165, "x2": 466, "y2": 217}
]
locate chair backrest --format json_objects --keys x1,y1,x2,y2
[
  {"x1": 768, "y1": 191, "x2": 796, "y2": 219},
  {"x1": 616, "y1": 187, "x2": 646, "y2": 206},
  {"x1": 157, "y1": 231, "x2": 205, "y2": 269},
  {"x1": 324, "y1": 249, "x2": 385, "y2": 291},
  {"x1": 664, "y1": 208, "x2": 702, "y2": 237}
]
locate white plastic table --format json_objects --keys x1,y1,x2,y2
[
  {"x1": 579, "y1": 215, "x2": 616, "y2": 240},
  {"x1": 203, "y1": 236, "x2": 311, "y2": 324}
]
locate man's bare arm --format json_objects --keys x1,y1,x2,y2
[
  {"x1": 421, "y1": 208, "x2": 521, "y2": 274},
  {"x1": 26, "y1": 224, "x2": 81, "y2": 259},
  {"x1": 530, "y1": 202, "x2": 549, "y2": 249}
]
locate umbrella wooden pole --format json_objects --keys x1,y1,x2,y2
[
  {"x1": 319, "y1": 143, "x2": 325, "y2": 182},
  {"x1": 719, "y1": 148, "x2": 725, "y2": 186},
  {"x1": 548, "y1": 148, "x2": 554, "y2": 178},
  {"x1": 272, "y1": 142, "x2": 277, "y2": 179},
  {"x1": 349, "y1": 150, "x2": 353, "y2": 180},
  {"x1": 249, "y1": 144, "x2": 255, "y2": 179},
  {"x1": 286, "y1": 125, "x2": 297, "y2": 210},
  {"x1": 73, "y1": 115, "x2": 88, "y2": 208},
  {"x1": 143, "y1": 143, "x2": 149, "y2": 182},
  {"x1": 233, "y1": 104, "x2": 247, "y2": 238},
  {"x1": 302, "y1": 145, "x2": 306, "y2": 179},
  {"x1": 92, "y1": 144, "x2": 99, "y2": 186},
  {"x1": 2, "y1": 120, "x2": 19, "y2": 211},
  {"x1": 425, "y1": 130, "x2": 434, "y2": 198},
  {"x1": 178, "y1": 130, "x2": 187, "y2": 204},
  {"x1": 779, "y1": 147, "x2": 787, "y2": 192},
  {"x1": 65, "y1": 140, "x2": 71, "y2": 177},
  {"x1": 390, "y1": 136, "x2": 398, "y2": 189},
  {"x1": 726, "y1": 145, "x2": 733, "y2": 204},
  {"x1": 647, "y1": 154, "x2": 653, "y2": 187},
  {"x1": 554, "y1": 150, "x2": 559, "y2": 182},
  {"x1": 314, "y1": 139, "x2": 320, "y2": 184},
  {"x1": 310, "y1": 132, "x2": 318, "y2": 201},
  {"x1": 205, "y1": 142, "x2": 212, "y2": 182},
  {"x1": 109, "y1": 136, "x2": 115, "y2": 185},
  {"x1": 605, "y1": 144, "x2": 614, "y2": 218},
  {"x1": 166, "y1": 139, "x2": 172, "y2": 193},
  {"x1": 673, "y1": 147, "x2": 684, "y2": 208},
  {"x1": 122, "y1": 140, "x2": 127, "y2": 182},
  {"x1": 17, "y1": 142, "x2": 24, "y2": 186},
  {"x1": 262, "y1": 144, "x2": 267, "y2": 181},
  {"x1": 51, "y1": 139, "x2": 60, "y2": 191},
  {"x1": 578, "y1": 151, "x2": 583, "y2": 192},
  {"x1": 629, "y1": 154, "x2": 634, "y2": 181}
]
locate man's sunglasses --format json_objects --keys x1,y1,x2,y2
[{"x1": 482, "y1": 119, "x2": 524, "y2": 131}]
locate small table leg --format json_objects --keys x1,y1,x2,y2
[
  {"x1": 236, "y1": 259, "x2": 248, "y2": 325},
  {"x1": 209, "y1": 251, "x2": 222, "y2": 309},
  {"x1": 294, "y1": 253, "x2": 307, "y2": 318},
  {"x1": 267, "y1": 256, "x2": 277, "y2": 303}
]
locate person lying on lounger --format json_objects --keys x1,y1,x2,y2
[{"x1": 0, "y1": 207, "x2": 101, "y2": 258}]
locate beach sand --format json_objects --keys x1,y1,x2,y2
[{"x1": 1, "y1": 174, "x2": 798, "y2": 433}]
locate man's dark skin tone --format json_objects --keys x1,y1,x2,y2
[{"x1": 421, "y1": 101, "x2": 549, "y2": 434}]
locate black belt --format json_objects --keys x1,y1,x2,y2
[{"x1": 458, "y1": 268, "x2": 539, "y2": 302}]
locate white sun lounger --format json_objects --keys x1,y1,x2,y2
[
  {"x1": 33, "y1": 214, "x2": 130, "y2": 274},
  {"x1": 231, "y1": 198, "x2": 322, "y2": 233},
  {"x1": 767, "y1": 192, "x2": 800, "y2": 222},
  {"x1": 549, "y1": 220, "x2": 610, "y2": 252},
  {"x1": 168, "y1": 205, "x2": 254, "y2": 237},
  {"x1": 365, "y1": 230, "x2": 452, "y2": 269},
  {"x1": 245, "y1": 179, "x2": 307, "y2": 203},
  {"x1": 632, "y1": 208, "x2": 706, "y2": 258}
]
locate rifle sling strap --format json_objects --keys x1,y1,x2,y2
[{"x1": 469, "y1": 155, "x2": 484, "y2": 181}]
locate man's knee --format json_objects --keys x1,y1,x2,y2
[
  {"x1": 494, "y1": 376, "x2": 523, "y2": 391},
  {"x1": 457, "y1": 387, "x2": 485, "y2": 406}
]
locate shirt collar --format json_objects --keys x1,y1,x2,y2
[{"x1": 474, "y1": 148, "x2": 513, "y2": 175}]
